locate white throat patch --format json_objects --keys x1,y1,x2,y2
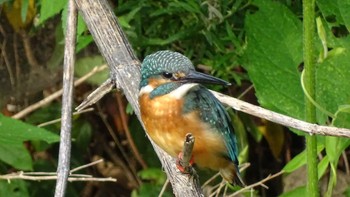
[
  {"x1": 139, "y1": 85, "x2": 154, "y2": 96},
  {"x1": 168, "y1": 83, "x2": 198, "y2": 99},
  {"x1": 139, "y1": 83, "x2": 198, "y2": 99}
]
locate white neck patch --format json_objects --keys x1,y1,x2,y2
[
  {"x1": 168, "y1": 83, "x2": 198, "y2": 99},
  {"x1": 139, "y1": 85, "x2": 154, "y2": 96},
  {"x1": 139, "y1": 83, "x2": 198, "y2": 99}
]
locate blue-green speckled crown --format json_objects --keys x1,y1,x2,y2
[{"x1": 140, "y1": 50, "x2": 194, "y2": 88}]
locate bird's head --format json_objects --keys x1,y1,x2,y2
[{"x1": 139, "y1": 50, "x2": 230, "y2": 98}]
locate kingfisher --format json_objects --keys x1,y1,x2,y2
[{"x1": 138, "y1": 50, "x2": 244, "y2": 186}]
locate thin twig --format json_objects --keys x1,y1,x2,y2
[
  {"x1": 158, "y1": 178, "x2": 169, "y2": 197},
  {"x1": 13, "y1": 34, "x2": 21, "y2": 87},
  {"x1": 202, "y1": 173, "x2": 221, "y2": 188},
  {"x1": 0, "y1": 173, "x2": 116, "y2": 182},
  {"x1": 54, "y1": 0, "x2": 77, "y2": 196},
  {"x1": 209, "y1": 180, "x2": 225, "y2": 197},
  {"x1": 0, "y1": 25, "x2": 15, "y2": 86},
  {"x1": 70, "y1": 159, "x2": 104, "y2": 173},
  {"x1": 237, "y1": 85, "x2": 254, "y2": 100},
  {"x1": 96, "y1": 104, "x2": 141, "y2": 187},
  {"x1": 20, "y1": 30, "x2": 41, "y2": 69},
  {"x1": 211, "y1": 91, "x2": 350, "y2": 138},
  {"x1": 0, "y1": 159, "x2": 116, "y2": 182},
  {"x1": 228, "y1": 170, "x2": 284, "y2": 197},
  {"x1": 11, "y1": 64, "x2": 107, "y2": 119},
  {"x1": 115, "y1": 93, "x2": 148, "y2": 169},
  {"x1": 37, "y1": 108, "x2": 94, "y2": 127}
]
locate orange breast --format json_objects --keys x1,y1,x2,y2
[{"x1": 139, "y1": 93, "x2": 231, "y2": 170}]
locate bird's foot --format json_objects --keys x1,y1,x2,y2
[{"x1": 176, "y1": 152, "x2": 194, "y2": 174}]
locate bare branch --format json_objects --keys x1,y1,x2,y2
[
  {"x1": 54, "y1": 0, "x2": 77, "y2": 196},
  {"x1": 229, "y1": 170, "x2": 284, "y2": 196},
  {"x1": 211, "y1": 91, "x2": 350, "y2": 138},
  {"x1": 37, "y1": 108, "x2": 94, "y2": 127}
]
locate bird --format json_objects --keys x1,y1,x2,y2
[{"x1": 138, "y1": 50, "x2": 244, "y2": 186}]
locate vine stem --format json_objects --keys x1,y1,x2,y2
[{"x1": 303, "y1": 0, "x2": 319, "y2": 196}]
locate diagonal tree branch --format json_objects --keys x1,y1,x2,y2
[{"x1": 74, "y1": 0, "x2": 204, "y2": 196}]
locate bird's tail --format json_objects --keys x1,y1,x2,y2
[{"x1": 220, "y1": 163, "x2": 245, "y2": 187}]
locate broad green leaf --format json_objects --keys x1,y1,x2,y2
[
  {"x1": 316, "y1": 51, "x2": 350, "y2": 115},
  {"x1": 324, "y1": 107, "x2": 350, "y2": 169},
  {"x1": 0, "y1": 114, "x2": 59, "y2": 170},
  {"x1": 0, "y1": 180, "x2": 29, "y2": 197},
  {"x1": 39, "y1": 0, "x2": 67, "y2": 24},
  {"x1": 0, "y1": 114, "x2": 59, "y2": 143},
  {"x1": 280, "y1": 186, "x2": 306, "y2": 197},
  {"x1": 0, "y1": 140, "x2": 32, "y2": 170},
  {"x1": 333, "y1": 106, "x2": 350, "y2": 128},
  {"x1": 74, "y1": 56, "x2": 108, "y2": 86},
  {"x1": 317, "y1": 0, "x2": 350, "y2": 32},
  {"x1": 283, "y1": 144, "x2": 324, "y2": 173},
  {"x1": 325, "y1": 136, "x2": 350, "y2": 164},
  {"x1": 243, "y1": 0, "x2": 304, "y2": 119}
]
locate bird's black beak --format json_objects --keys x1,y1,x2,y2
[{"x1": 182, "y1": 70, "x2": 231, "y2": 86}]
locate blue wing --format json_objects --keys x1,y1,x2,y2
[{"x1": 183, "y1": 85, "x2": 239, "y2": 164}]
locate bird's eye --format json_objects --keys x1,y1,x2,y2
[{"x1": 162, "y1": 72, "x2": 173, "y2": 79}]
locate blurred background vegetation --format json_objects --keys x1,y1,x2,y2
[{"x1": 0, "y1": 0, "x2": 350, "y2": 196}]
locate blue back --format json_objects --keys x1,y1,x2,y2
[{"x1": 183, "y1": 85, "x2": 239, "y2": 164}]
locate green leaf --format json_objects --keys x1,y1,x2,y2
[
  {"x1": 283, "y1": 144, "x2": 324, "y2": 173},
  {"x1": 76, "y1": 35, "x2": 93, "y2": 53},
  {"x1": 0, "y1": 114, "x2": 59, "y2": 170},
  {"x1": 325, "y1": 136, "x2": 350, "y2": 164},
  {"x1": 243, "y1": 0, "x2": 304, "y2": 119},
  {"x1": 317, "y1": 155, "x2": 329, "y2": 179},
  {"x1": 21, "y1": 0, "x2": 29, "y2": 22},
  {"x1": 317, "y1": 0, "x2": 350, "y2": 32},
  {"x1": 280, "y1": 186, "x2": 306, "y2": 197},
  {"x1": 333, "y1": 106, "x2": 350, "y2": 128},
  {"x1": 0, "y1": 141, "x2": 32, "y2": 170},
  {"x1": 138, "y1": 168, "x2": 166, "y2": 185},
  {"x1": 39, "y1": 0, "x2": 67, "y2": 24},
  {"x1": 316, "y1": 50, "x2": 350, "y2": 115},
  {"x1": 74, "y1": 56, "x2": 108, "y2": 85},
  {"x1": 0, "y1": 180, "x2": 29, "y2": 197},
  {"x1": 0, "y1": 114, "x2": 59, "y2": 143},
  {"x1": 126, "y1": 103, "x2": 134, "y2": 115}
]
